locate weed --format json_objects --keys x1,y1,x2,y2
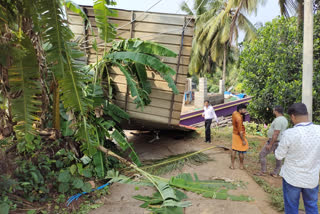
[{"x1": 252, "y1": 176, "x2": 284, "y2": 211}]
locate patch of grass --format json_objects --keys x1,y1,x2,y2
[{"x1": 252, "y1": 176, "x2": 284, "y2": 211}]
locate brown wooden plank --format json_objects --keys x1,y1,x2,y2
[
  {"x1": 87, "y1": 54, "x2": 190, "y2": 66},
  {"x1": 80, "y1": 7, "x2": 193, "y2": 27},
  {"x1": 85, "y1": 41, "x2": 191, "y2": 57},
  {"x1": 83, "y1": 7, "x2": 132, "y2": 21},
  {"x1": 115, "y1": 100, "x2": 181, "y2": 120},
  {"x1": 133, "y1": 22, "x2": 193, "y2": 36},
  {"x1": 115, "y1": 84, "x2": 184, "y2": 102},
  {"x1": 114, "y1": 92, "x2": 182, "y2": 111},
  {"x1": 133, "y1": 12, "x2": 187, "y2": 26},
  {"x1": 110, "y1": 74, "x2": 185, "y2": 92},
  {"x1": 133, "y1": 32, "x2": 193, "y2": 46},
  {"x1": 109, "y1": 67, "x2": 187, "y2": 84},
  {"x1": 125, "y1": 109, "x2": 180, "y2": 126}
]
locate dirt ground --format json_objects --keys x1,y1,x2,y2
[{"x1": 90, "y1": 130, "x2": 282, "y2": 214}]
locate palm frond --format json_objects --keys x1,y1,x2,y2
[
  {"x1": 237, "y1": 13, "x2": 257, "y2": 41},
  {"x1": 8, "y1": 36, "x2": 41, "y2": 139},
  {"x1": 278, "y1": 0, "x2": 297, "y2": 18},
  {"x1": 220, "y1": 16, "x2": 231, "y2": 43},
  {"x1": 142, "y1": 152, "x2": 213, "y2": 175},
  {"x1": 199, "y1": 10, "x2": 224, "y2": 43},
  {"x1": 93, "y1": 0, "x2": 117, "y2": 43},
  {"x1": 180, "y1": 1, "x2": 194, "y2": 15},
  {"x1": 106, "y1": 52, "x2": 179, "y2": 94}
]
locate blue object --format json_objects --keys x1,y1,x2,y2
[
  {"x1": 66, "y1": 182, "x2": 110, "y2": 206},
  {"x1": 282, "y1": 178, "x2": 319, "y2": 214},
  {"x1": 235, "y1": 93, "x2": 246, "y2": 99},
  {"x1": 224, "y1": 91, "x2": 231, "y2": 95}
]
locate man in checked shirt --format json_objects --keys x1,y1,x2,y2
[{"x1": 275, "y1": 103, "x2": 320, "y2": 214}]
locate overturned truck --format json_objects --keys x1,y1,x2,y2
[{"x1": 68, "y1": 6, "x2": 194, "y2": 131}]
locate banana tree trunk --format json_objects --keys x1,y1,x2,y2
[
  {"x1": 302, "y1": 0, "x2": 313, "y2": 120},
  {"x1": 52, "y1": 81, "x2": 60, "y2": 130}
]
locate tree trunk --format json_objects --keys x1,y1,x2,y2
[
  {"x1": 52, "y1": 81, "x2": 60, "y2": 130},
  {"x1": 222, "y1": 42, "x2": 227, "y2": 92},
  {"x1": 298, "y1": 0, "x2": 304, "y2": 30},
  {"x1": 302, "y1": 0, "x2": 313, "y2": 120}
]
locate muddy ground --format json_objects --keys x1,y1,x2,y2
[{"x1": 90, "y1": 130, "x2": 282, "y2": 214}]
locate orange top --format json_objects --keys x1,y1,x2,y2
[
  {"x1": 232, "y1": 111, "x2": 246, "y2": 135},
  {"x1": 232, "y1": 111, "x2": 249, "y2": 151}
]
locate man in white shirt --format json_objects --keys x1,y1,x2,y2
[
  {"x1": 275, "y1": 103, "x2": 320, "y2": 214},
  {"x1": 202, "y1": 100, "x2": 219, "y2": 143}
]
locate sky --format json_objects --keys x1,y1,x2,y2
[{"x1": 73, "y1": 0, "x2": 281, "y2": 26}]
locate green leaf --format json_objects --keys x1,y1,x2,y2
[
  {"x1": 80, "y1": 155, "x2": 92, "y2": 165},
  {"x1": 0, "y1": 203, "x2": 9, "y2": 214},
  {"x1": 25, "y1": 133, "x2": 35, "y2": 144},
  {"x1": 70, "y1": 164, "x2": 77, "y2": 175},
  {"x1": 81, "y1": 182, "x2": 92, "y2": 192},
  {"x1": 58, "y1": 171, "x2": 71, "y2": 182},
  {"x1": 113, "y1": 62, "x2": 145, "y2": 108},
  {"x1": 8, "y1": 35, "x2": 41, "y2": 139},
  {"x1": 149, "y1": 206, "x2": 184, "y2": 214},
  {"x1": 82, "y1": 168, "x2": 92, "y2": 178},
  {"x1": 93, "y1": 150, "x2": 105, "y2": 178},
  {"x1": 106, "y1": 52, "x2": 179, "y2": 94},
  {"x1": 77, "y1": 163, "x2": 84, "y2": 174},
  {"x1": 27, "y1": 210, "x2": 36, "y2": 214},
  {"x1": 135, "y1": 63, "x2": 151, "y2": 94},
  {"x1": 93, "y1": 0, "x2": 117, "y2": 43},
  {"x1": 111, "y1": 129, "x2": 141, "y2": 166},
  {"x1": 72, "y1": 178, "x2": 84, "y2": 189},
  {"x1": 169, "y1": 173, "x2": 251, "y2": 201},
  {"x1": 64, "y1": 0, "x2": 88, "y2": 21},
  {"x1": 56, "y1": 160, "x2": 64, "y2": 168},
  {"x1": 112, "y1": 39, "x2": 177, "y2": 57},
  {"x1": 58, "y1": 183, "x2": 70, "y2": 193},
  {"x1": 161, "y1": 199, "x2": 191, "y2": 208}
]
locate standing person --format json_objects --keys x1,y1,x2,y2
[
  {"x1": 202, "y1": 100, "x2": 219, "y2": 143},
  {"x1": 255, "y1": 106, "x2": 288, "y2": 177},
  {"x1": 231, "y1": 104, "x2": 249, "y2": 170},
  {"x1": 275, "y1": 103, "x2": 320, "y2": 214}
]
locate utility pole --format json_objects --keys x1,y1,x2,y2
[{"x1": 302, "y1": 0, "x2": 313, "y2": 121}]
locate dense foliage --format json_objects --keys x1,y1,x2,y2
[
  {"x1": 240, "y1": 14, "x2": 320, "y2": 123},
  {"x1": 0, "y1": 0, "x2": 180, "y2": 212}
]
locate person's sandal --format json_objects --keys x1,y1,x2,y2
[
  {"x1": 254, "y1": 172, "x2": 267, "y2": 176},
  {"x1": 270, "y1": 172, "x2": 279, "y2": 178}
]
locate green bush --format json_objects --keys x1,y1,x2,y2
[
  {"x1": 240, "y1": 14, "x2": 320, "y2": 123},
  {"x1": 244, "y1": 122, "x2": 270, "y2": 137}
]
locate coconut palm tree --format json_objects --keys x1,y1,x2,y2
[
  {"x1": 181, "y1": 0, "x2": 224, "y2": 77},
  {"x1": 278, "y1": 0, "x2": 303, "y2": 26},
  {"x1": 191, "y1": 0, "x2": 261, "y2": 91}
]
